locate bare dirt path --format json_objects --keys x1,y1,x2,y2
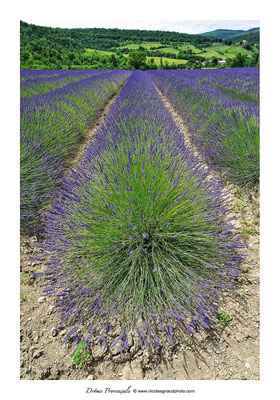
[{"x1": 20, "y1": 80, "x2": 260, "y2": 381}]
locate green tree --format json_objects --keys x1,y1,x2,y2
[
  {"x1": 111, "y1": 54, "x2": 118, "y2": 68},
  {"x1": 68, "y1": 52, "x2": 75, "y2": 61},
  {"x1": 210, "y1": 57, "x2": 219, "y2": 66},
  {"x1": 231, "y1": 53, "x2": 247, "y2": 68},
  {"x1": 244, "y1": 43, "x2": 252, "y2": 51},
  {"x1": 21, "y1": 50, "x2": 30, "y2": 62},
  {"x1": 128, "y1": 51, "x2": 146, "y2": 70}
]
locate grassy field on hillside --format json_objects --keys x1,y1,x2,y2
[
  {"x1": 83, "y1": 48, "x2": 188, "y2": 67},
  {"x1": 146, "y1": 56, "x2": 187, "y2": 66},
  {"x1": 82, "y1": 41, "x2": 257, "y2": 66},
  {"x1": 117, "y1": 41, "x2": 163, "y2": 50},
  {"x1": 84, "y1": 48, "x2": 113, "y2": 56},
  {"x1": 205, "y1": 45, "x2": 254, "y2": 57}
]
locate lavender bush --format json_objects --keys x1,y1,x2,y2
[{"x1": 39, "y1": 71, "x2": 244, "y2": 353}]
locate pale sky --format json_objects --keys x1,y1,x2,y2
[{"x1": 23, "y1": 20, "x2": 260, "y2": 34}]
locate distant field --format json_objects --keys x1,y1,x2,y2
[
  {"x1": 177, "y1": 43, "x2": 202, "y2": 53},
  {"x1": 118, "y1": 41, "x2": 163, "y2": 50},
  {"x1": 117, "y1": 42, "x2": 255, "y2": 60},
  {"x1": 85, "y1": 48, "x2": 188, "y2": 67},
  {"x1": 81, "y1": 41, "x2": 257, "y2": 68},
  {"x1": 84, "y1": 48, "x2": 113, "y2": 56},
  {"x1": 153, "y1": 47, "x2": 179, "y2": 55},
  {"x1": 202, "y1": 50, "x2": 230, "y2": 60},
  {"x1": 119, "y1": 42, "x2": 202, "y2": 55},
  {"x1": 146, "y1": 56, "x2": 187, "y2": 66},
  {"x1": 205, "y1": 45, "x2": 253, "y2": 57}
]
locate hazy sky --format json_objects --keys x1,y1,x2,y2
[{"x1": 24, "y1": 20, "x2": 260, "y2": 34}]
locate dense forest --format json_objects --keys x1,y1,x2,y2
[{"x1": 20, "y1": 21, "x2": 260, "y2": 70}]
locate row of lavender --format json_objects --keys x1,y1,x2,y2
[
  {"x1": 20, "y1": 70, "x2": 61, "y2": 82},
  {"x1": 21, "y1": 70, "x2": 131, "y2": 233},
  {"x1": 20, "y1": 70, "x2": 107, "y2": 98},
  {"x1": 147, "y1": 67, "x2": 259, "y2": 186},
  {"x1": 39, "y1": 71, "x2": 244, "y2": 352}
]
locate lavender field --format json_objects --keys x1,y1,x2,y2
[
  {"x1": 148, "y1": 68, "x2": 259, "y2": 185},
  {"x1": 20, "y1": 68, "x2": 260, "y2": 380},
  {"x1": 21, "y1": 70, "x2": 130, "y2": 232}
]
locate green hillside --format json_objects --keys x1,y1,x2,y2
[
  {"x1": 201, "y1": 27, "x2": 259, "y2": 40},
  {"x1": 201, "y1": 29, "x2": 244, "y2": 40},
  {"x1": 231, "y1": 29, "x2": 260, "y2": 43},
  {"x1": 20, "y1": 21, "x2": 260, "y2": 70}
]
